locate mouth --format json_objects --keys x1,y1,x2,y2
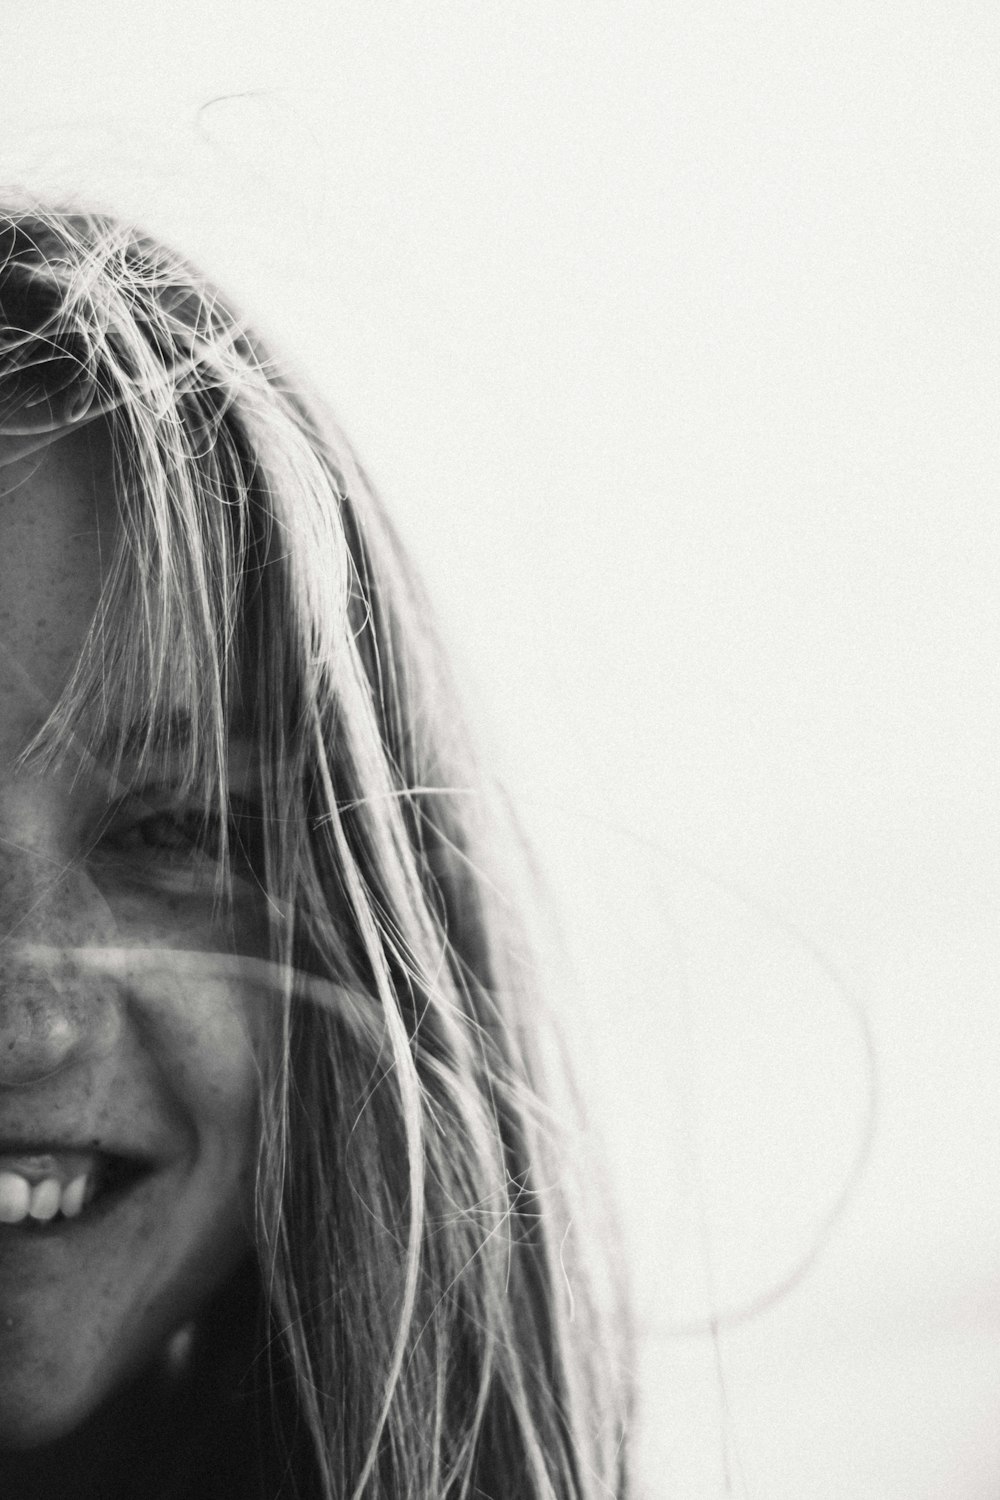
[{"x1": 0, "y1": 1148, "x2": 155, "y2": 1233}]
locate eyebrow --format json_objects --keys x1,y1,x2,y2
[
  {"x1": 73, "y1": 707, "x2": 193, "y2": 767},
  {"x1": 69, "y1": 716, "x2": 255, "y2": 792},
  {"x1": 116, "y1": 708, "x2": 197, "y2": 754},
  {"x1": 18, "y1": 684, "x2": 256, "y2": 785}
]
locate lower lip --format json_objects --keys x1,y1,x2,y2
[{"x1": 0, "y1": 1167, "x2": 155, "y2": 1241}]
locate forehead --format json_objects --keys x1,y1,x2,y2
[
  {"x1": 0, "y1": 416, "x2": 114, "y2": 537},
  {"x1": 0, "y1": 424, "x2": 117, "y2": 756},
  {"x1": 0, "y1": 421, "x2": 256, "y2": 774}
]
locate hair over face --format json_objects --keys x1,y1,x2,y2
[{"x1": 0, "y1": 200, "x2": 633, "y2": 1500}]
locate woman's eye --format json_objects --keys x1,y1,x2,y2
[
  {"x1": 110, "y1": 809, "x2": 223, "y2": 860},
  {"x1": 99, "y1": 797, "x2": 264, "y2": 879}
]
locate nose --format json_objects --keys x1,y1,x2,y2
[{"x1": 0, "y1": 858, "x2": 123, "y2": 1087}]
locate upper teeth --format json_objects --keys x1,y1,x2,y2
[{"x1": 0, "y1": 1171, "x2": 93, "y2": 1224}]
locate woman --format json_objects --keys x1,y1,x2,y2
[{"x1": 0, "y1": 202, "x2": 633, "y2": 1498}]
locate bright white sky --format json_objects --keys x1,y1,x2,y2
[{"x1": 3, "y1": 3, "x2": 1000, "y2": 1495}]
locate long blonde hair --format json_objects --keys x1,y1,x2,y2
[{"x1": 0, "y1": 201, "x2": 633, "y2": 1499}]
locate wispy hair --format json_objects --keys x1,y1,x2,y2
[{"x1": 0, "y1": 200, "x2": 633, "y2": 1500}]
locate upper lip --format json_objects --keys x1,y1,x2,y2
[{"x1": 0, "y1": 1137, "x2": 161, "y2": 1167}]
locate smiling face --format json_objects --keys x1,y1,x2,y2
[{"x1": 0, "y1": 425, "x2": 268, "y2": 1447}]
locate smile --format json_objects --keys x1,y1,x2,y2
[{"x1": 0, "y1": 1150, "x2": 152, "y2": 1230}]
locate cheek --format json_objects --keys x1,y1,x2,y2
[
  {"x1": 61, "y1": 933, "x2": 274, "y2": 1184},
  {"x1": 90, "y1": 880, "x2": 278, "y2": 1105},
  {"x1": 123, "y1": 958, "x2": 269, "y2": 1275},
  {"x1": 63, "y1": 877, "x2": 281, "y2": 1203},
  {"x1": 129, "y1": 956, "x2": 267, "y2": 1127}
]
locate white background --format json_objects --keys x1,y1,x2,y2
[{"x1": 3, "y1": 3, "x2": 1000, "y2": 1494}]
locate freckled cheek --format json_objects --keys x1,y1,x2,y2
[
  {"x1": 163, "y1": 1034, "x2": 262, "y2": 1244},
  {"x1": 177, "y1": 996, "x2": 263, "y2": 1106},
  {"x1": 102, "y1": 880, "x2": 277, "y2": 1029},
  {"x1": 199, "y1": 1020, "x2": 265, "y2": 1238},
  {"x1": 117, "y1": 958, "x2": 266, "y2": 1153},
  {"x1": 84, "y1": 880, "x2": 279, "y2": 1162}
]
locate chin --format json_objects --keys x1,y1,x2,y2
[
  {"x1": 0, "y1": 1322, "x2": 163, "y2": 1452},
  {"x1": 0, "y1": 1381, "x2": 102, "y2": 1452}
]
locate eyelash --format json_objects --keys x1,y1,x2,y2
[{"x1": 100, "y1": 795, "x2": 264, "y2": 875}]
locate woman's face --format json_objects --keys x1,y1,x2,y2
[{"x1": 0, "y1": 426, "x2": 266, "y2": 1447}]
